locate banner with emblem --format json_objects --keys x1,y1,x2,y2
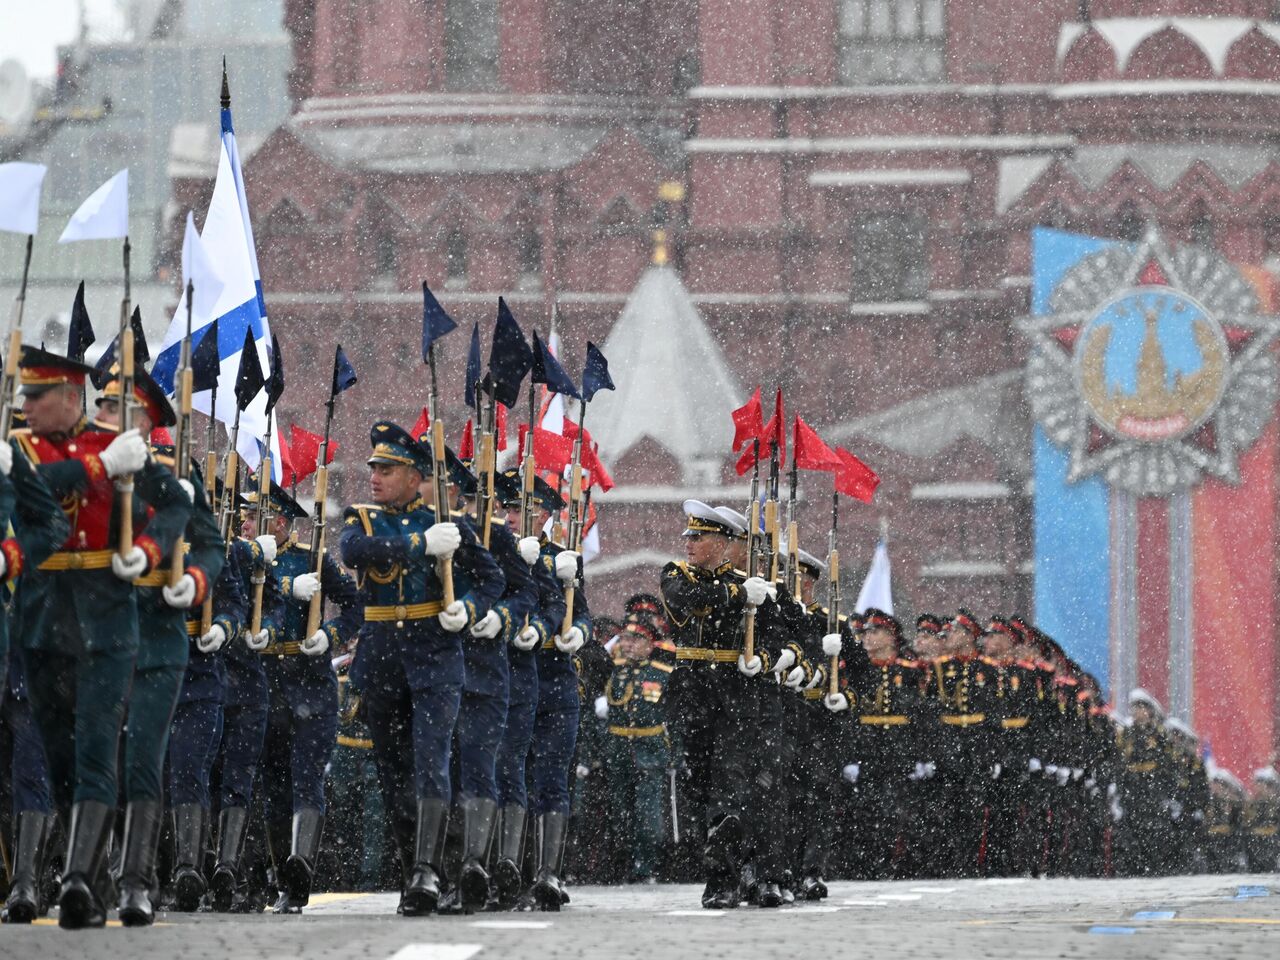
[{"x1": 1021, "y1": 227, "x2": 1280, "y2": 778}]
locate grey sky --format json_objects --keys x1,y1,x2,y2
[{"x1": 0, "y1": 0, "x2": 127, "y2": 82}]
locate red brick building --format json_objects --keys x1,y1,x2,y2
[{"x1": 177, "y1": 0, "x2": 1280, "y2": 631}]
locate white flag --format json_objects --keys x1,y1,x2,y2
[
  {"x1": 854, "y1": 540, "x2": 893, "y2": 615},
  {"x1": 59, "y1": 169, "x2": 129, "y2": 243},
  {"x1": 180, "y1": 212, "x2": 225, "y2": 324},
  {"x1": 0, "y1": 162, "x2": 47, "y2": 235}
]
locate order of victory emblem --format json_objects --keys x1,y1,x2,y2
[{"x1": 1019, "y1": 232, "x2": 1280, "y2": 496}]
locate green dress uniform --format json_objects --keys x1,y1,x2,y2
[{"x1": 601, "y1": 654, "x2": 673, "y2": 882}]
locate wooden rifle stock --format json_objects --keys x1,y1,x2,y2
[
  {"x1": 560, "y1": 459, "x2": 583, "y2": 638},
  {"x1": 304, "y1": 464, "x2": 329, "y2": 637},
  {"x1": 827, "y1": 549, "x2": 841, "y2": 696},
  {"x1": 431, "y1": 418, "x2": 455, "y2": 606},
  {"x1": 116, "y1": 327, "x2": 135, "y2": 556}
]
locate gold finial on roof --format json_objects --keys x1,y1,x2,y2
[{"x1": 652, "y1": 229, "x2": 669, "y2": 266}]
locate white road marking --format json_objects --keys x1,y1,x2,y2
[
  {"x1": 910, "y1": 886, "x2": 957, "y2": 894},
  {"x1": 842, "y1": 899, "x2": 888, "y2": 906},
  {"x1": 981, "y1": 877, "x2": 1030, "y2": 885},
  {"x1": 876, "y1": 893, "x2": 923, "y2": 901},
  {"x1": 469, "y1": 921, "x2": 553, "y2": 930},
  {"x1": 387, "y1": 945, "x2": 483, "y2": 960},
  {"x1": 665, "y1": 910, "x2": 727, "y2": 916}
]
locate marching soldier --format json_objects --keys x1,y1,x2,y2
[
  {"x1": 1115, "y1": 689, "x2": 1176, "y2": 876},
  {"x1": 1204, "y1": 768, "x2": 1246, "y2": 872},
  {"x1": 254, "y1": 483, "x2": 360, "y2": 913},
  {"x1": 13, "y1": 347, "x2": 191, "y2": 928},
  {"x1": 93, "y1": 370, "x2": 226, "y2": 925},
  {"x1": 1243, "y1": 767, "x2": 1280, "y2": 872},
  {"x1": 339, "y1": 422, "x2": 503, "y2": 916},
  {"x1": 659, "y1": 501, "x2": 779, "y2": 910}
]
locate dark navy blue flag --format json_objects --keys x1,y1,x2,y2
[
  {"x1": 422, "y1": 281, "x2": 457, "y2": 359},
  {"x1": 331, "y1": 344, "x2": 357, "y2": 396},
  {"x1": 531, "y1": 329, "x2": 580, "y2": 399},
  {"x1": 266, "y1": 334, "x2": 285, "y2": 414},
  {"x1": 191, "y1": 318, "x2": 221, "y2": 393},
  {"x1": 464, "y1": 321, "x2": 482, "y2": 409},
  {"x1": 488, "y1": 297, "x2": 532, "y2": 409},
  {"x1": 234, "y1": 326, "x2": 265, "y2": 411},
  {"x1": 581, "y1": 341, "x2": 614, "y2": 402},
  {"x1": 67, "y1": 281, "x2": 94, "y2": 363},
  {"x1": 131, "y1": 306, "x2": 150, "y2": 366}
]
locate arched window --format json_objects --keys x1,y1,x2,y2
[
  {"x1": 445, "y1": 0, "x2": 499, "y2": 91},
  {"x1": 838, "y1": 0, "x2": 946, "y2": 85}
]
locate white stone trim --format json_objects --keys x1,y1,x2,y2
[{"x1": 910, "y1": 482, "x2": 1012, "y2": 501}]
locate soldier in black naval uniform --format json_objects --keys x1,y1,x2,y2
[
  {"x1": 0, "y1": 392, "x2": 69, "y2": 924},
  {"x1": 93, "y1": 370, "x2": 227, "y2": 925},
  {"x1": 254, "y1": 483, "x2": 360, "y2": 913},
  {"x1": 14, "y1": 347, "x2": 191, "y2": 928},
  {"x1": 659, "y1": 501, "x2": 782, "y2": 909},
  {"x1": 339, "y1": 422, "x2": 504, "y2": 916}
]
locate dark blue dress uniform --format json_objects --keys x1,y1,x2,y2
[
  {"x1": 339, "y1": 421, "x2": 503, "y2": 916},
  {"x1": 257, "y1": 483, "x2": 360, "y2": 914},
  {"x1": 169, "y1": 535, "x2": 246, "y2": 913},
  {"x1": 14, "y1": 350, "x2": 192, "y2": 930},
  {"x1": 0, "y1": 442, "x2": 67, "y2": 925},
  {"x1": 209, "y1": 533, "x2": 282, "y2": 913}
]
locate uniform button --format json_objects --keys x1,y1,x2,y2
[
  {"x1": 68, "y1": 443, "x2": 77, "y2": 452},
  {"x1": 402, "y1": 518, "x2": 409, "y2": 525},
  {"x1": 395, "y1": 620, "x2": 405, "y2": 629}
]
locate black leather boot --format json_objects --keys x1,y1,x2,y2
[
  {"x1": 58, "y1": 801, "x2": 113, "y2": 929},
  {"x1": 117, "y1": 801, "x2": 163, "y2": 927},
  {"x1": 2, "y1": 811, "x2": 51, "y2": 923},
  {"x1": 800, "y1": 872, "x2": 828, "y2": 901},
  {"x1": 458, "y1": 798, "x2": 496, "y2": 913},
  {"x1": 530, "y1": 811, "x2": 567, "y2": 912},
  {"x1": 210, "y1": 806, "x2": 249, "y2": 913},
  {"x1": 756, "y1": 880, "x2": 784, "y2": 908},
  {"x1": 171, "y1": 804, "x2": 207, "y2": 912},
  {"x1": 402, "y1": 798, "x2": 448, "y2": 917},
  {"x1": 488, "y1": 804, "x2": 525, "y2": 910},
  {"x1": 276, "y1": 809, "x2": 324, "y2": 914},
  {"x1": 266, "y1": 816, "x2": 292, "y2": 913}
]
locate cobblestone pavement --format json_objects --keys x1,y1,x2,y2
[{"x1": 5, "y1": 873, "x2": 1277, "y2": 960}]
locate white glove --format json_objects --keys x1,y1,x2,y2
[
  {"x1": 784, "y1": 666, "x2": 806, "y2": 690},
  {"x1": 291, "y1": 572, "x2": 321, "y2": 601},
  {"x1": 0, "y1": 441, "x2": 12, "y2": 476},
  {"x1": 1028, "y1": 757, "x2": 1043, "y2": 773},
  {"x1": 821, "y1": 633, "x2": 842, "y2": 657},
  {"x1": 805, "y1": 667, "x2": 825, "y2": 690},
  {"x1": 910, "y1": 761, "x2": 937, "y2": 781},
  {"x1": 991, "y1": 763, "x2": 1003, "y2": 780},
  {"x1": 555, "y1": 625, "x2": 585, "y2": 654},
  {"x1": 594, "y1": 695, "x2": 608, "y2": 719},
  {"x1": 246, "y1": 628, "x2": 270, "y2": 651},
  {"x1": 842, "y1": 763, "x2": 860, "y2": 784},
  {"x1": 1084, "y1": 777, "x2": 1097, "y2": 791},
  {"x1": 255, "y1": 535, "x2": 277, "y2": 565},
  {"x1": 197, "y1": 624, "x2": 226, "y2": 653},
  {"x1": 1110, "y1": 799, "x2": 1124, "y2": 822},
  {"x1": 425, "y1": 522, "x2": 461, "y2": 557},
  {"x1": 518, "y1": 536, "x2": 541, "y2": 566},
  {"x1": 1107, "y1": 782, "x2": 1118, "y2": 800},
  {"x1": 554, "y1": 550, "x2": 580, "y2": 582},
  {"x1": 1045, "y1": 764, "x2": 1059, "y2": 777},
  {"x1": 513, "y1": 625, "x2": 541, "y2": 651},
  {"x1": 771, "y1": 648, "x2": 796, "y2": 675},
  {"x1": 0, "y1": 552, "x2": 6, "y2": 579},
  {"x1": 177, "y1": 478, "x2": 195, "y2": 502},
  {"x1": 825, "y1": 692, "x2": 849, "y2": 713},
  {"x1": 742, "y1": 576, "x2": 775, "y2": 607},
  {"x1": 301, "y1": 629, "x2": 329, "y2": 657},
  {"x1": 470, "y1": 609, "x2": 502, "y2": 639},
  {"x1": 737, "y1": 654, "x2": 763, "y2": 677},
  {"x1": 162, "y1": 573, "x2": 197, "y2": 609},
  {"x1": 1055, "y1": 767, "x2": 1071, "y2": 787},
  {"x1": 112, "y1": 546, "x2": 148, "y2": 581},
  {"x1": 575, "y1": 764, "x2": 590, "y2": 780},
  {"x1": 100, "y1": 428, "x2": 147, "y2": 477},
  {"x1": 438, "y1": 600, "x2": 468, "y2": 632},
  {"x1": 1071, "y1": 768, "x2": 1084, "y2": 781}
]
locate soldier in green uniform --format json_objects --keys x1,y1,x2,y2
[
  {"x1": 13, "y1": 348, "x2": 191, "y2": 928},
  {"x1": 599, "y1": 609, "x2": 673, "y2": 883}
]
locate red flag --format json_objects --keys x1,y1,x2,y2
[
  {"x1": 410, "y1": 406, "x2": 430, "y2": 440},
  {"x1": 580, "y1": 441, "x2": 615, "y2": 492},
  {"x1": 519, "y1": 424, "x2": 575, "y2": 474},
  {"x1": 760, "y1": 389, "x2": 785, "y2": 462},
  {"x1": 793, "y1": 416, "x2": 841, "y2": 471},
  {"x1": 276, "y1": 426, "x2": 296, "y2": 485},
  {"x1": 495, "y1": 403, "x2": 508, "y2": 452},
  {"x1": 289, "y1": 423, "x2": 338, "y2": 484},
  {"x1": 835, "y1": 447, "x2": 880, "y2": 503},
  {"x1": 731, "y1": 387, "x2": 764, "y2": 452},
  {"x1": 459, "y1": 418, "x2": 474, "y2": 460},
  {"x1": 150, "y1": 427, "x2": 173, "y2": 446}
]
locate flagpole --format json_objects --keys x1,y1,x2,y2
[
  {"x1": 116, "y1": 235, "x2": 136, "y2": 558},
  {"x1": 522, "y1": 375, "x2": 537, "y2": 540},
  {"x1": 198, "y1": 375, "x2": 222, "y2": 637},
  {"x1": 827, "y1": 485, "x2": 842, "y2": 696},
  {"x1": 742, "y1": 437, "x2": 761, "y2": 663},
  {"x1": 559, "y1": 399, "x2": 586, "y2": 638},
  {"x1": 784, "y1": 438, "x2": 799, "y2": 596},
  {"x1": 304, "y1": 348, "x2": 342, "y2": 638},
  {"x1": 477, "y1": 391, "x2": 496, "y2": 549},
  {"x1": 427, "y1": 340, "x2": 455, "y2": 606},
  {"x1": 169, "y1": 280, "x2": 195, "y2": 588},
  {"x1": 0, "y1": 234, "x2": 33, "y2": 441},
  {"x1": 249, "y1": 405, "x2": 274, "y2": 637},
  {"x1": 765, "y1": 437, "x2": 780, "y2": 583}
]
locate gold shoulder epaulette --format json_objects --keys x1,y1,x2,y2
[{"x1": 650, "y1": 661, "x2": 674, "y2": 674}]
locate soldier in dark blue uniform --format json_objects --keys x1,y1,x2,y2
[
  {"x1": 209, "y1": 502, "x2": 284, "y2": 912},
  {"x1": 0, "y1": 425, "x2": 69, "y2": 924},
  {"x1": 489, "y1": 470, "x2": 562, "y2": 910},
  {"x1": 167, "y1": 481, "x2": 247, "y2": 913},
  {"x1": 14, "y1": 347, "x2": 191, "y2": 929},
  {"x1": 254, "y1": 482, "x2": 360, "y2": 914},
  {"x1": 505, "y1": 476, "x2": 590, "y2": 911},
  {"x1": 339, "y1": 422, "x2": 504, "y2": 916},
  {"x1": 434, "y1": 458, "x2": 538, "y2": 913},
  {"x1": 92, "y1": 371, "x2": 227, "y2": 926}
]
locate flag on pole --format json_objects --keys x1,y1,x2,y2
[
  {"x1": 152, "y1": 89, "x2": 278, "y2": 479},
  {"x1": 288, "y1": 423, "x2": 338, "y2": 484},
  {"x1": 835, "y1": 447, "x2": 880, "y2": 503},
  {"x1": 67, "y1": 281, "x2": 94, "y2": 363},
  {"x1": 489, "y1": 298, "x2": 532, "y2": 408},
  {"x1": 731, "y1": 387, "x2": 764, "y2": 452},
  {"x1": 531, "y1": 329, "x2": 580, "y2": 399},
  {"x1": 793, "y1": 415, "x2": 841, "y2": 471},
  {"x1": 181, "y1": 211, "x2": 225, "y2": 322},
  {"x1": 332, "y1": 345, "x2": 357, "y2": 395},
  {"x1": 464, "y1": 322, "x2": 482, "y2": 409},
  {"x1": 0, "y1": 162, "x2": 47, "y2": 235},
  {"x1": 58, "y1": 169, "x2": 129, "y2": 243},
  {"x1": 854, "y1": 540, "x2": 893, "y2": 615}
]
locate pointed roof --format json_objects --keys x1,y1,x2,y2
[{"x1": 590, "y1": 265, "x2": 742, "y2": 482}]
